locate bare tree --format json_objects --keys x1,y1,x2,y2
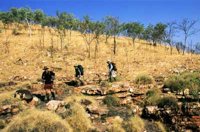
[
  {"x1": 165, "y1": 22, "x2": 176, "y2": 55},
  {"x1": 176, "y1": 19, "x2": 199, "y2": 55}
]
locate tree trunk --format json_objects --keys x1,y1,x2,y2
[
  {"x1": 113, "y1": 36, "x2": 116, "y2": 55},
  {"x1": 183, "y1": 36, "x2": 187, "y2": 55},
  {"x1": 95, "y1": 39, "x2": 99, "y2": 59},
  {"x1": 170, "y1": 45, "x2": 173, "y2": 55},
  {"x1": 132, "y1": 37, "x2": 136, "y2": 47}
]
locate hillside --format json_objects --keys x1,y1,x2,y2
[{"x1": 0, "y1": 24, "x2": 200, "y2": 131}]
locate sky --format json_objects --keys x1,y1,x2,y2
[{"x1": 0, "y1": 0, "x2": 200, "y2": 45}]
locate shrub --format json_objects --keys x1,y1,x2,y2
[
  {"x1": 107, "y1": 117, "x2": 125, "y2": 132},
  {"x1": 100, "y1": 81, "x2": 112, "y2": 87},
  {"x1": 145, "y1": 89, "x2": 161, "y2": 105},
  {"x1": 4, "y1": 109, "x2": 72, "y2": 132},
  {"x1": 123, "y1": 115, "x2": 145, "y2": 132},
  {"x1": 164, "y1": 72, "x2": 200, "y2": 93},
  {"x1": 135, "y1": 74, "x2": 153, "y2": 85},
  {"x1": 157, "y1": 96, "x2": 178, "y2": 110},
  {"x1": 103, "y1": 95, "x2": 120, "y2": 107},
  {"x1": 65, "y1": 102, "x2": 92, "y2": 132},
  {"x1": 164, "y1": 75, "x2": 185, "y2": 92}
]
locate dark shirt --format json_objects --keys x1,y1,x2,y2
[
  {"x1": 75, "y1": 67, "x2": 81, "y2": 77},
  {"x1": 42, "y1": 71, "x2": 55, "y2": 84}
]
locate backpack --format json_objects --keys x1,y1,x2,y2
[
  {"x1": 112, "y1": 62, "x2": 117, "y2": 71},
  {"x1": 78, "y1": 65, "x2": 84, "y2": 75}
]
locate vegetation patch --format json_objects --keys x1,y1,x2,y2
[
  {"x1": 123, "y1": 115, "x2": 145, "y2": 132},
  {"x1": 65, "y1": 102, "x2": 93, "y2": 132},
  {"x1": 4, "y1": 109, "x2": 72, "y2": 132},
  {"x1": 164, "y1": 72, "x2": 200, "y2": 95},
  {"x1": 157, "y1": 96, "x2": 178, "y2": 110},
  {"x1": 135, "y1": 74, "x2": 153, "y2": 85},
  {"x1": 103, "y1": 95, "x2": 120, "y2": 107},
  {"x1": 145, "y1": 88, "x2": 162, "y2": 105}
]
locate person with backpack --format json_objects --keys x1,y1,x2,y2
[
  {"x1": 74, "y1": 64, "x2": 84, "y2": 86},
  {"x1": 74, "y1": 64, "x2": 84, "y2": 79},
  {"x1": 107, "y1": 60, "x2": 117, "y2": 82},
  {"x1": 42, "y1": 66, "x2": 56, "y2": 101}
]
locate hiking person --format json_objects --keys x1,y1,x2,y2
[
  {"x1": 74, "y1": 64, "x2": 84, "y2": 79},
  {"x1": 107, "y1": 60, "x2": 117, "y2": 82},
  {"x1": 42, "y1": 66, "x2": 55, "y2": 101},
  {"x1": 74, "y1": 64, "x2": 84, "y2": 86}
]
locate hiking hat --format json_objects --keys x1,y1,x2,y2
[
  {"x1": 107, "y1": 60, "x2": 111, "y2": 63},
  {"x1": 43, "y1": 66, "x2": 49, "y2": 70}
]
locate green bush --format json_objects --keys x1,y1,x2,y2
[
  {"x1": 103, "y1": 95, "x2": 120, "y2": 107},
  {"x1": 135, "y1": 74, "x2": 153, "y2": 85},
  {"x1": 145, "y1": 89, "x2": 161, "y2": 105},
  {"x1": 164, "y1": 72, "x2": 200, "y2": 93},
  {"x1": 157, "y1": 96, "x2": 178, "y2": 110},
  {"x1": 164, "y1": 75, "x2": 185, "y2": 92}
]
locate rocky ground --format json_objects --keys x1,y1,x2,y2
[{"x1": 0, "y1": 73, "x2": 199, "y2": 132}]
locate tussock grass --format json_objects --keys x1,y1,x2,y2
[
  {"x1": 65, "y1": 102, "x2": 93, "y2": 132},
  {"x1": 145, "y1": 88, "x2": 162, "y2": 105},
  {"x1": 135, "y1": 74, "x2": 153, "y2": 85},
  {"x1": 3, "y1": 109, "x2": 72, "y2": 132},
  {"x1": 107, "y1": 117, "x2": 125, "y2": 132},
  {"x1": 123, "y1": 115, "x2": 145, "y2": 132}
]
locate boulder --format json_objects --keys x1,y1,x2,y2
[
  {"x1": 46, "y1": 100, "x2": 65, "y2": 111},
  {"x1": 86, "y1": 105, "x2": 108, "y2": 115}
]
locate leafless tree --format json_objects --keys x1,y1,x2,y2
[
  {"x1": 176, "y1": 19, "x2": 199, "y2": 55},
  {"x1": 165, "y1": 22, "x2": 176, "y2": 55}
]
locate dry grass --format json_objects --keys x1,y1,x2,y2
[
  {"x1": 107, "y1": 117, "x2": 125, "y2": 132},
  {"x1": 3, "y1": 109, "x2": 72, "y2": 132},
  {"x1": 0, "y1": 25, "x2": 200, "y2": 83},
  {"x1": 65, "y1": 102, "x2": 93, "y2": 132},
  {"x1": 155, "y1": 121, "x2": 167, "y2": 132},
  {"x1": 123, "y1": 115, "x2": 145, "y2": 132}
]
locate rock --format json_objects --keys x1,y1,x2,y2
[
  {"x1": 11, "y1": 108, "x2": 20, "y2": 114},
  {"x1": 163, "y1": 88, "x2": 171, "y2": 93},
  {"x1": 81, "y1": 99, "x2": 92, "y2": 106},
  {"x1": 46, "y1": 100, "x2": 65, "y2": 111},
  {"x1": 119, "y1": 97, "x2": 132, "y2": 105},
  {"x1": 86, "y1": 105, "x2": 108, "y2": 115},
  {"x1": 145, "y1": 106, "x2": 159, "y2": 114}
]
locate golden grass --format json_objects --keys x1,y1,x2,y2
[
  {"x1": 0, "y1": 25, "x2": 200, "y2": 83},
  {"x1": 155, "y1": 121, "x2": 167, "y2": 132},
  {"x1": 126, "y1": 115, "x2": 145, "y2": 132},
  {"x1": 108, "y1": 117, "x2": 125, "y2": 132},
  {"x1": 66, "y1": 102, "x2": 93, "y2": 132},
  {"x1": 3, "y1": 109, "x2": 72, "y2": 132}
]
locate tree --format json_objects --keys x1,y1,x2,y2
[
  {"x1": 175, "y1": 42, "x2": 185, "y2": 54},
  {"x1": 152, "y1": 23, "x2": 167, "y2": 46},
  {"x1": 17, "y1": 8, "x2": 34, "y2": 37},
  {"x1": 123, "y1": 22, "x2": 144, "y2": 46},
  {"x1": 79, "y1": 16, "x2": 95, "y2": 58},
  {"x1": 33, "y1": 9, "x2": 45, "y2": 24},
  {"x1": 165, "y1": 22, "x2": 176, "y2": 54},
  {"x1": 103, "y1": 16, "x2": 112, "y2": 44},
  {"x1": 103, "y1": 16, "x2": 120, "y2": 55},
  {"x1": 93, "y1": 21, "x2": 105, "y2": 59},
  {"x1": 176, "y1": 19, "x2": 199, "y2": 55},
  {"x1": 195, "y1": 42, "x2": 200, "y2": 54},
  {"x1": 142, "y1": 24, "x2": 154, "y2": 44}
]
